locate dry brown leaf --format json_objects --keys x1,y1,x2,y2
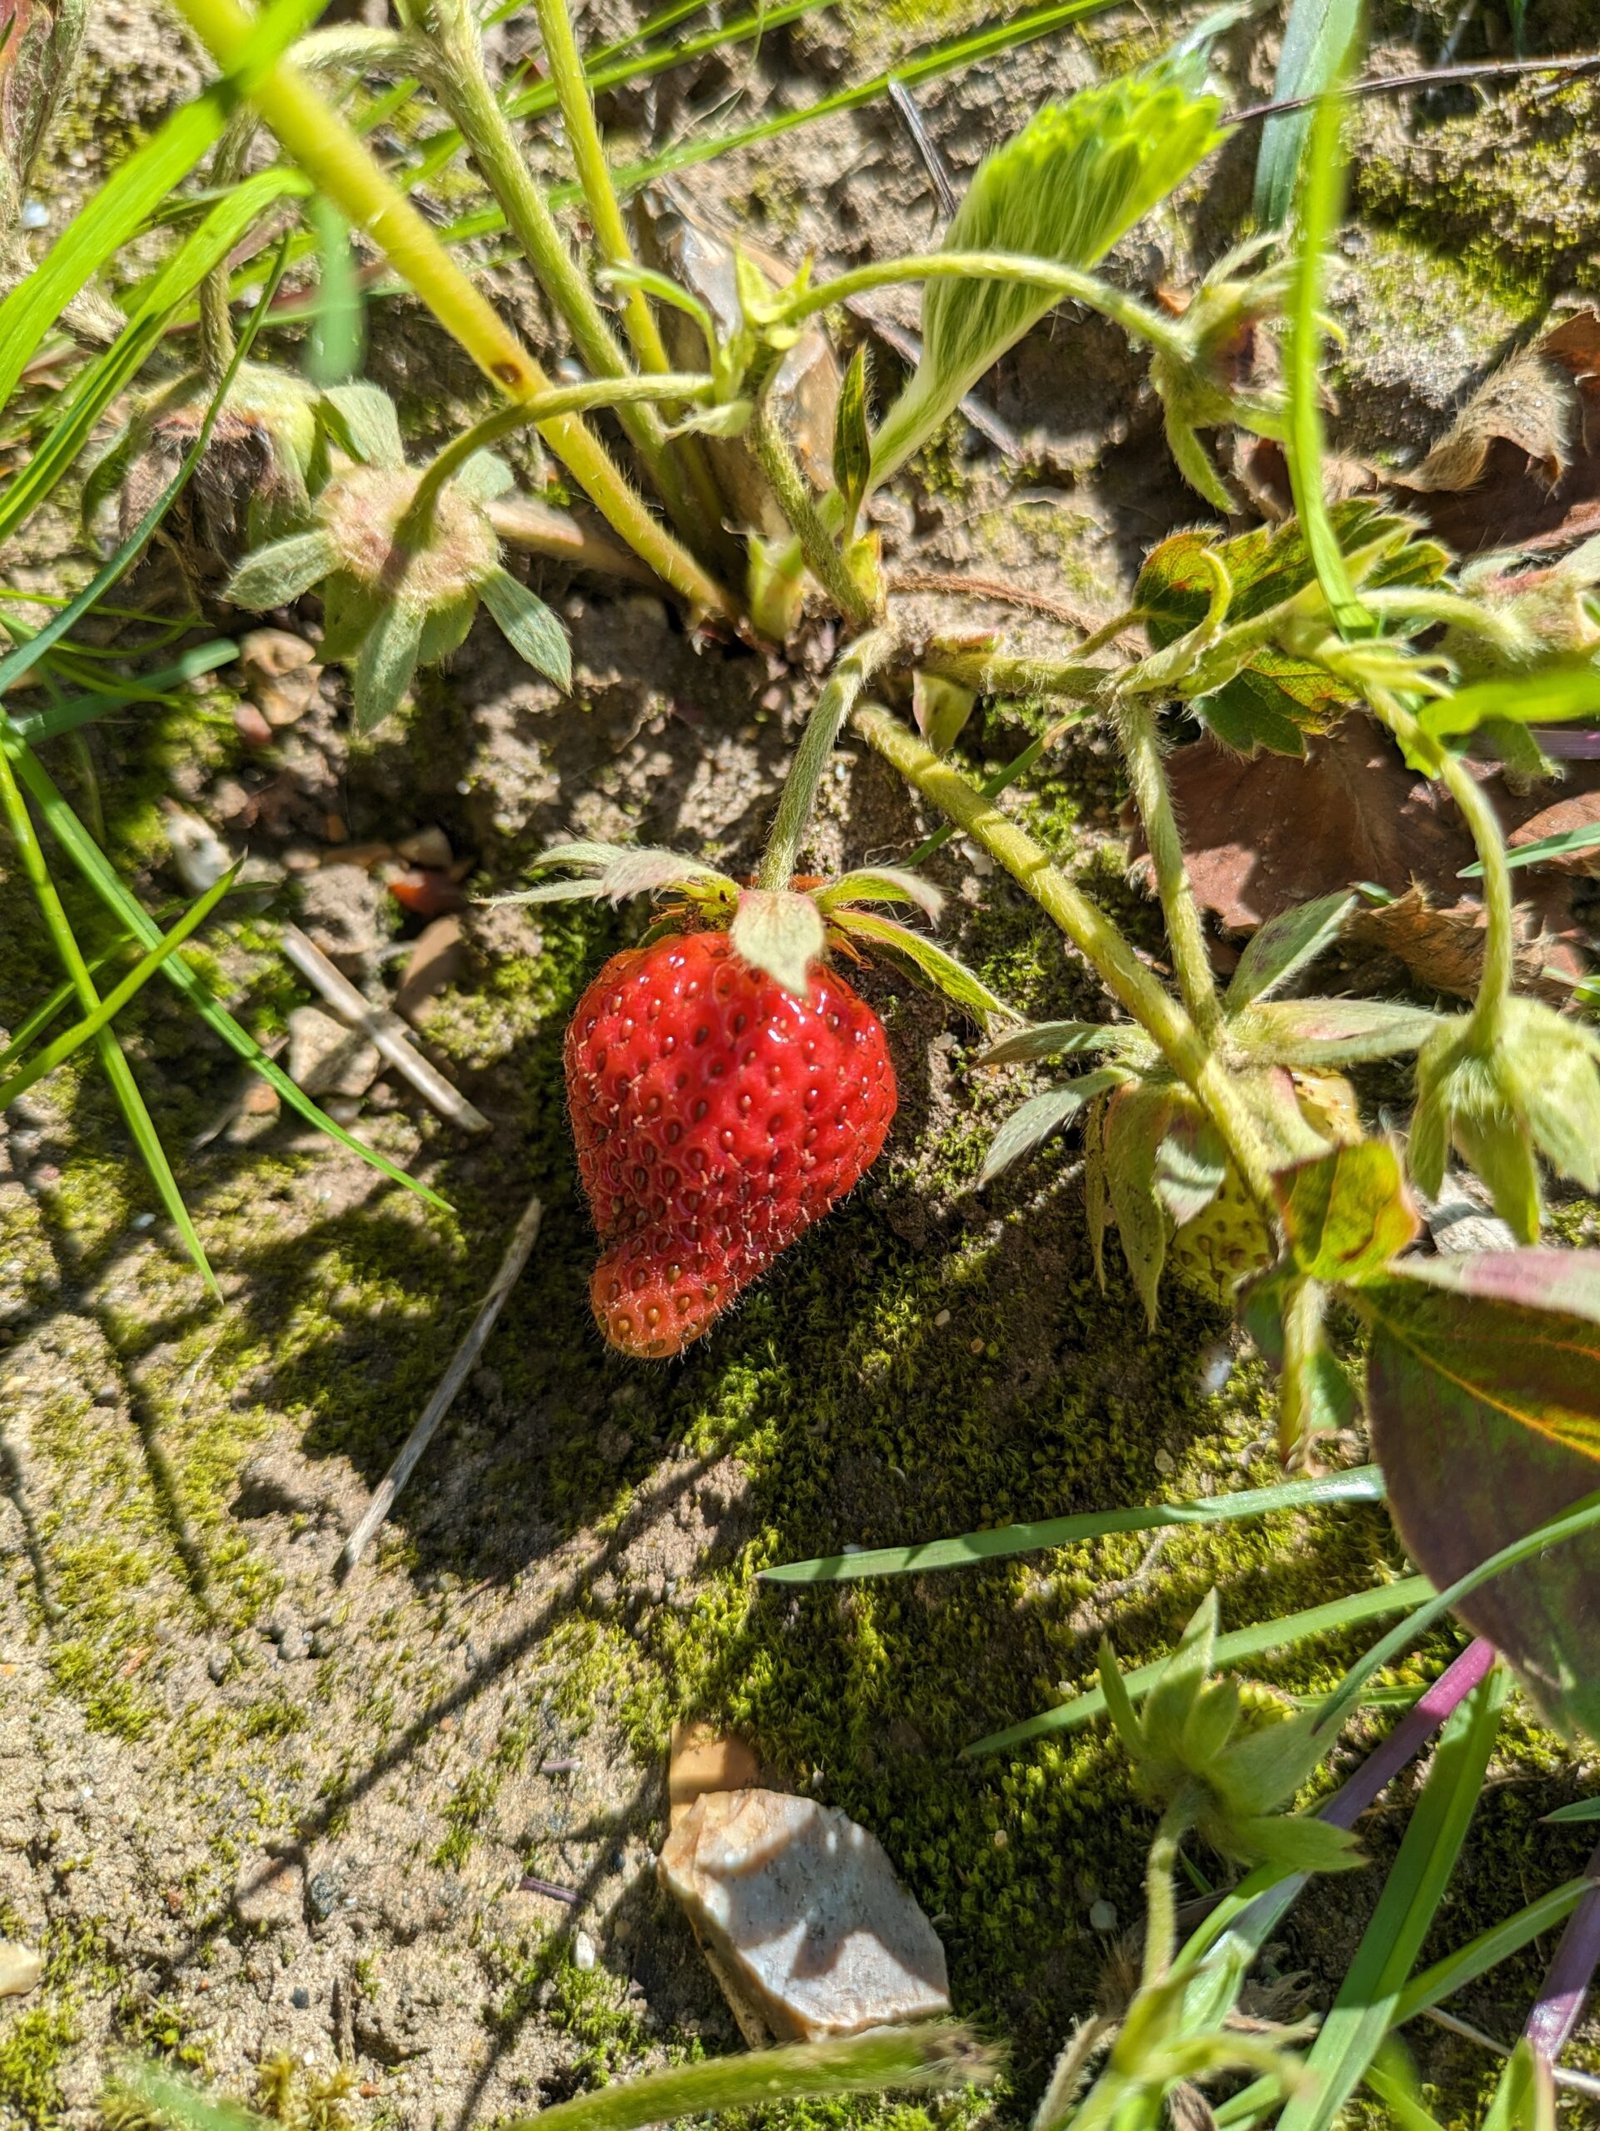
[
  {"x1": 1237, "y1": 311, "x2": 1600, "y2": 555},
  {"x1": 1508, "y1": 789, "x2": 1600, "y2": 875},
  {"x1": 1149, "y1": 724, "x2": 1600, "y2": 999}
]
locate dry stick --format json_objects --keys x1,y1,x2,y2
[
  {"x1": 278, "y1": 925, "x2": 491, "y2": 1136},
  {"x1": 339, "y1": 1189, "x2": 544, "y2": 1572},
  {"x1": 1228, "y1": 51, "x2": 1600, "y2": 127}
]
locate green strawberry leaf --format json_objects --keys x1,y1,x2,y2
[
  {"x1": 1136, "y1": 506, "x2": 1449, "y2": 755},
  {"x1": 1153, "y1": 1106, "x2": 1227, "y2": 1226},
  {"x1": 352, "y1": 600, "x2": 423, "y2": 733},
  {"x1": 983, "y1": 1020, "x2": 1153, "y2": 1067},
  {"x1": 1237, "y1": 996, "x2": 1445, "y2": 1067},
  {"x1": 828, "y1": 908, "x2": 1017, "y2": 1027},
  {"x1": 1359, "y1": 1250, "x2": 1600, "y2": 1742},
  {"x1": 833, "y1": 344, "x2": 873, "y2": 524},
  {"x1": 869, "y1": 54, "x2": 1224, "y2": 483},
  {"x1": 1104, "y1": 1080, "x2": 1175, "y2": 1324},
  {"x1": 815, "y1": 868, "x2": 944, "y2": 921},
  {"x1": 226, "y1": 528, "x2": 336, "y2": 611},
  {"x1": 731, "y1": 887, "x2": 826, "y2": 996},
  {"x1": 318, "y1": 381, "x2": 405, "y2": 469},
  {"x1": 1420, "y1": 660, "x2": 1600, "y2": 743}
]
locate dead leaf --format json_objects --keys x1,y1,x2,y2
[
  {"x1": 1147, "y1": 723, "x2": 1600, "y2": 999},
  {"x1": 1508, "y1": 789, "x2": 1600, "y2": 875},
  {"x1": 1238, "y1": 311, "x2": 1600, "y2": 556}
]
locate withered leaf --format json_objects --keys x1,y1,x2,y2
[{"x1": 1148, "y1": 723, "x2": 1600, "y2": 998}]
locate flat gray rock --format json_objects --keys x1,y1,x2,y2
[{"x1": 658, "y1": 1788, "x2": 950, "y2": 2042}]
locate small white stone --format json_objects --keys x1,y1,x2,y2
[
  {"x1": 0, "y1": 1943, "x2": 43, "y2": 1997},
  {"x1": 934, "y1": 1309, "x2": 952, "y2": 1327},
  {"x1": 1089, "y1": 1900, "x2": 1117, "y2": 1933},
  {"x1": 21, "y1": 201, "x2": 48, "y2": 230},
  {"x1": 1153, "y1": 1447, "x2": 1176, "y2": 1476},
  {"x1": 286, "y1": 1006, "x2": 382, "y2": 1099},
  {"x1": 572, "y1": 1930, "x2": 596, "y2": 1971},
  {"x1": 659, "y1": 1789, "x2": 950, "y2": 2042}
]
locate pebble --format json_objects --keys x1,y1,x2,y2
[
  {"x1": 659, "y1": 1789, "x2": 950, "y2": 2041},
  {"x1": 276, "y1": 1626, "x2": 310, "y2": 1663},
  {"x1": 285, "y1": 1006, "x2": 382, "y2": 1100},
  {"x1": 1089, "y1": 1900, "x2": 1117, "y2": 1933},
  {"x1": 0, "y1": 1943, "x2": 43, "y2": 1997},
  {"x1": 572, "y1": 1930, "x2": 596, "y2": 1971},
  {"x1": 291, "y1": 1986, "x2": 312, "y2": 2010}
]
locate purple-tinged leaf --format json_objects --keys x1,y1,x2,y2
[
  {"x1": 1524, "y1": 1836, "x2": 1600, "y2": 2070},
  {"x1": 1360, "y1": 1252, "x2": 1600, "y2": 1742}
]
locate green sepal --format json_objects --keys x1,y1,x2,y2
[
  {"x1": 417, "y1": 588, "x2": 481, "y2": 667},
  {"x1": 225, "y1": 528, "x2": 336, "y2": 610},
  {"x1": 352, "y1": 599, "x2": 423, "y2": 733},
  {"x1": 480, "y1": 566, "x2": 572, "y2": 691}
]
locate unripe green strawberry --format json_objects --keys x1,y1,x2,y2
[
  {"x1": 1167, "y1": 1070, "x2": 1361, "y2": 1305},
  {"x1": 565, "y1": 930, "x2": 897, "y2": 1358}
]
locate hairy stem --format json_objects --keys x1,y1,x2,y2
[
  {"x1": 758, "y1": 631, "x2": 893, "y2": 892},
  {"x1": 527, "y1": 0, "x2": 667, "y2": 378},
  {"x1": 853, "y1": 705, "x2": 1279, "y2": 1211},
  {"x1": 166, "y1": 0, "x2": 735, "y2": 620},
  {"x1": 401, "y1": 374, "x2": 713, "y2": 545},
  {"x1": 1370, "y1": 690, "x2": 1514, "y2": 1045},
  {"x1": 1141, "y1": 1800, "x2": 1195, "y2": 1990},
  {"x1": 1115, "y1": 696, "x2": 1220, "y2": 1039},
  {"x1": 424, "y1": 0, "x2": 729, "y2": 560},
  {"x1": 775, "y1": 252, "x2": 1189, "y2": 364},
  {"x1": 749, "y1": 392, "x2": 876, "y2": 630}
]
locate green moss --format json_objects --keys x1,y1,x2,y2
[{"x1": 0, "y1": 2002, "x2": 76, "y2": 2128}]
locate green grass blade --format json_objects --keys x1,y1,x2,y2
[
  {"x1": 0, "y1": 0, "x2": 324, "y2": 410},
  {"x1": 1281, "y1": 39, "x2": 1371, "y2": 640},
  {"x1": 306, "y1": 194, "x2": 365, "y2": 385},
  {"x1": 1277, "y1": 1666, "x2": 1509, "y2": 2131},
  {"x1": 1544, "y1": 1798, "x2": 1600, "y2": 1825},
  {"x1": 1392, "y1": 1877, "x2": 1597, "y2": 2029},
  {"x1": 0, "y1": 866, "x2": 240, "y2": 1110},
  {"x1": 0, "y1": 734, "x2": 219, "y2": 1294},
  {"x1": 6, "y1": 743, "x2": 446, "y2": 1212},
  {"x1": 1253, "y1": 0, "x2": 1362, "y2": 227},
  {"x1": 1463, "y1": 817, "x2": 1600, "y2": 878},
  {"x1": 763, "y1": 1465, "x2": 1385, "y2": 1584},
  {"x1": 0, "y1": 239, "x2": 291, "y2": 701},
  {"x1": 12, "y1": 641, "x2": 239, "y2": 743},
  {"x1": 0, "y1": 167, "x2": 306, "y2": 547},
  {"x1": 965, "y1": 1573, "x2": 1432, "y2": 1757},
  {"x1": 0, "y1": 935, "x2": 133, "y2": 1068}
]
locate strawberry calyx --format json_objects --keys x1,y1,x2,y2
[{"x1": 504, "y1": 839, "x2": 1017, "y2": 1028}]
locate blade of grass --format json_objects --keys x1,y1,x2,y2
[
  {"x1": 763, "y1": 1465, "x2": 1385, "y2": 1583},
  {"x1": 0, "y1": 866, "x2": 241, "y2": 1110},
  {"x1": 1393, "y1": 1878, "x2": 1599, "y2": 2030},
  {"x1": 12, "y1": 641, "x2": 240, "y2": 743},
  {"x1": 0, "y1": 0, "x2": 325, "y2": 409},
  {"x1": 0, "y1": 167, "x2": 308, "y2": 547},
  {"x1": 965, "y1": 1572, "x2": 1432, "y2": 1757},
  {"x1": 0, "y1": 736, "x2": 220, "y2": 1293},
  {"x1": 1276, "y1": 1665, "x2": 1510, "y2": 2131},
  {"x1": 1281, "y1": 32, "x2": 1371, "y2": 640},
  {"x1": 305, "y1": 195, "x2": 365, "y2": 385},
  {"x1": 1253, "y1": 0, "x2": 1362, "y2": 226},
  {"x1": 7, "y1": 743, "x2": 447, "y2": 1212}
]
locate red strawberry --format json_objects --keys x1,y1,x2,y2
[{"x1": 565, "y1": 930, "x2": 896, "y2": 1358}]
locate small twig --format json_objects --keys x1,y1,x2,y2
[
  {"x1": 1418, "y1": 2007, "x2": 1600, "y2": 2097},
  {"x1": 887, "y1": 78, "x2": 959, "y2": 220},
  {"x1": 279, "y1": 925, "x2": 491, "y2": 1136},
  {"x1": 887, "y1": 569, "x2": 1104, "y2": 632},
  {"x1": 519, "y1": 1873, "x2": 580, "y2": 1902},
  {"x1": 1228, "y1": 52, "x2": 1600, "y2": 128},
  {"x1": 338, "y1": 1190, "x2": 544, "y2": 1573}
]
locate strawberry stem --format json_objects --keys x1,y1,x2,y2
[
  {"x1": 757, "y1": 629, "x2": 893, "y2": 893},
  {"x1": 853, "y1": 702, "x2": 1280, "y2": 1215}
]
